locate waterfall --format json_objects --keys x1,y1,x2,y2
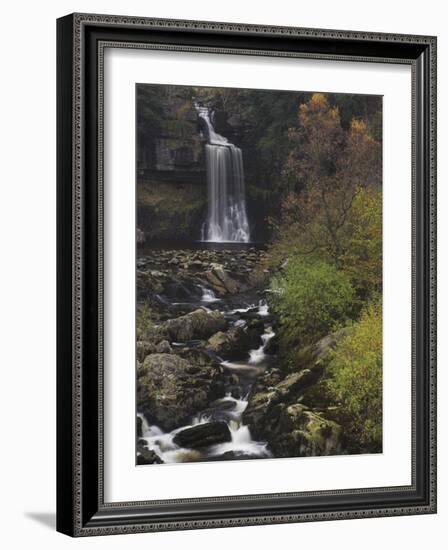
[
  {"x1": 249, "y1": 326, "x2": 275, "y2": 365},
  {"x1": 196, "y1": 104, "x2": 250, "y2": 243},
  {"x1": 198, "y1": 285, "x2": 221, "y2": 303}
]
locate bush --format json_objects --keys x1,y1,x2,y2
[
  {"x1": 270, "y1": 259, "x2": 355, "y2": 358},
  {"x1": 324, "y1": 300, "x2": 382, "y2": 452}
]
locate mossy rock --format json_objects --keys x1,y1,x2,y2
[
  {"x1": 272, "y1": 405, "x2": 342, "y2": 457},
  {"x1": 137, "y1": 353, "x2": 225, "y2": 431}
]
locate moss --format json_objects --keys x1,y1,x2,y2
[{"x1": 289, "y1": 408, "x2": 342, "y2": 455}]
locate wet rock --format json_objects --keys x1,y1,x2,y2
[
  {"x1": 263, "y1": 331, "x2": 279, "y2": 355},
  {"x1": 173, "y1": 421, "x2": 231, "y2": 448},
  {"x1": 245, "y1": 317, "x2": 265, "y2": 330},
  {"x1": 137, "y1": 353, "x2": 225, "y2": 431},
  {"x1": 198, "y1": 397, "x2": 243, "y2": 423},
  {"x1": 207, "y1": 325, "x2": 261, "y2": 360},
  {"x1": 137, "y1": 447, "x2": 164, "y2": 465},
  {"x1": 239, "y1": 309, "x2": 272, "y2": 323}
]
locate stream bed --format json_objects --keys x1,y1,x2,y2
[
  {"x1": 138, "y1": 274, "x2": 275, "y2": 463},
  {"x1": 136, "y1": 245, "x2": 342, "y2": 465}
]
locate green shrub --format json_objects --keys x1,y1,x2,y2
[
  {"x1": 270, "y1": 259, "x2": 355, "y2": 358},
  {"x1": 324, "y1": 299, "x2": 382, "y2": 452}
]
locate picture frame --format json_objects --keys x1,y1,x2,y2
[{"x1": 56, "y1": 12, "x2": 437, "y2": 536}]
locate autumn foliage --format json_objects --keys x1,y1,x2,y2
[
  {"x1": 270, "y1": 93, "x2": 382, "y2": 293},
  {"x1": 268, "y1": 93, "x2": 383, "y2": 450}
]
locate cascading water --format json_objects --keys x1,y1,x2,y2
[
  {"x1": 249, "y1": 327, "x2": 276, "y2": 365},
  {"x1": 196, "y1": 104, "x2": 250, "y2": 243},
  {"x1": 137, "y1": 298, "x2": 274, "y2": 463},
  {"x1": 198, "y1": 285, "x2": 221, "y2": 303}
]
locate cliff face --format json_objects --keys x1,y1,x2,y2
[{"x1": 137, "y1": 86, "x2": 207, "y2": 242}]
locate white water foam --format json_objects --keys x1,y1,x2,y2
[
  {"x1": 196, "y1": 104, "x2": 250, "y2": 243},
  {"x1": 249, "y1": 326, "x2": 275, "y2": 365},
  {"x1": 199, "y1": 285, "x2": 221, "y2": 303},
  {"x1": 258, "y1": 300, "x2": 269, "y2": 316}
]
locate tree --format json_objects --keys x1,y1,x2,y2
[
  {"x1": 324, "y1": 299, "x2": 382, "y2": 452},
  {"x1": 340, "y1": 187, "x2": 382, "y2": 299},
  {"x1": 270, "y1": 93, "x2": 381, "y2": 267},
  {"x1": 136, "y1": 84, "x2": 165, "y2": 140}
]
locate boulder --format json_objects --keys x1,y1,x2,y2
[
  {"x1": 270, "y1": 404, "x2": 342, "y2": 457},
  {"x1": 155, "y1": 339, "x2": 172, "y2": 354},
  {"x1": 203, "y1": 264, "x2": 241, "y2": 294},
  {"x1": 173, "y1": 421, "x2": 231, "y2": 448},
  {"x1": 274, "y1": 366, "x2": 323, "y2": 399},
  {"x1": 241, "y1": 389, "x2": 277, "y2": 436},
  {"x1": 165, "y1": 309, "x2": 227, "y2": 342},
  {"x1": 263, "y1": 331, "x2": 279, "y2": 355},
  {"x1": 206, "y1": 331, "x2": 228, "y2": 353},
  {"x1": 199, "y1": 399, "x2": 238, "y2": 422},
  {"x1": 202, "y1": 270, "x2": 227, "y2": 296},
  {"x1": 207, "y1": 325, "x2": 261, "y2": 360},
  {"x1": 243, "y1": 365, "x2": 324, "y2": 439},
  {"x1": 137, "y1": 353, "x2": 225, "y2": 431}
]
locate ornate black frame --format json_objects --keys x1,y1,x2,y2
[{"x1": 56, "y1": 13, "x2": 437, "y2": 537}]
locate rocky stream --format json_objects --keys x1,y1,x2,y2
[{"x1": 136, "y1": 245, "x2": 343, "y2": 465}]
